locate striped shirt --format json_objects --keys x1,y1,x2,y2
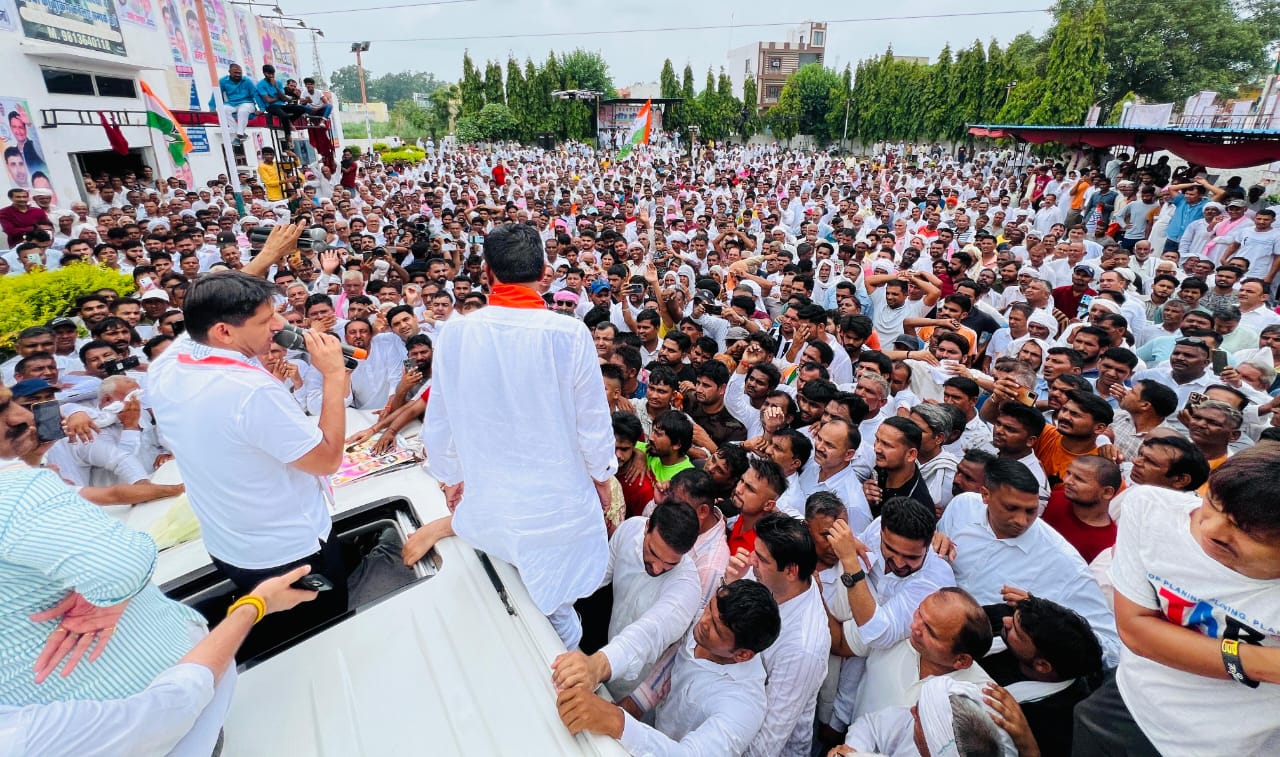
[{"x1": 0, "y1": 468, "x2": 204, "y2": 705}]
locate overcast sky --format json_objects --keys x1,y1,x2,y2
[{"x1": 286, "y1": 0, "x2": 1055, "y2": 91}]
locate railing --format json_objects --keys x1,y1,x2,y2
[{"x1": 40, "y1": 108, "x2": 149, "y2": 129}]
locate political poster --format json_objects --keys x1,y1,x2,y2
[
  {"x1": 158, "y1": 0, "x2": 193, "y2": 78},
  {"x1": 178, "y1": 0, "x2": 206, "y2": 66},
  {"x1": 258, "y1": 17, "x2": 298, "y2": 81},
  {"x1": 0, "y1": 0, "x2": 19, "y2": 32},
  {"x1": 231, "y1": 4, "x2": 258, "y2": 75},
  {"x1": 202, "y1": 0, "x2": 236, "y2": 68},
  {"x1": 14, "y1": 0, "x2": 126, "y2": 56},
  {"x1": 0, "y1": 99, "x2": 52, "y2": 196},
  {"x1": 117, "y1": 0, "x2": 156, "y2": 29}
]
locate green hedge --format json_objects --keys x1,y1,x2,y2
[
  {"x1": 378, "y1": 146, "x2": 427, "y2": 163},
  {"x1": 0, "y1": 265, "x2": 135, "y2": 353}
]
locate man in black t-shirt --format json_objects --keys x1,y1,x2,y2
[
  {"x1": 863, "y1": 415, "x2": 934, "y2": 518},
  {"x1": 984, "y1": 596, "x2": 1103, "y2": 757},
  {"x1": 687, "y1": 360, "x2": 747, "y2": 449}
]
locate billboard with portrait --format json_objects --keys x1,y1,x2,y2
[
  {"x1": 0, "y1": 100, "x2": 52, "y2": 196},
  {"x1": 117, "y1": 0, "x2": 156, "y2": 28}
]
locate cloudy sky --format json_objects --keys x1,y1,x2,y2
[{"x1": 283, "y1": 0, "x2": 1055, "y2": 92}]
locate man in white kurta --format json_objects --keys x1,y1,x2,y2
[
  {"x1": 598, "y1": 512, "x2": 702, "y2": 699},
  {"x1": 421, "y1": 223, "x2": 617, "y2": 649}
]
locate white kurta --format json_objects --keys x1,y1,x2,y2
[
  {"x1": 601, "y1": 517, "x2": 703, "y2": 699},
  {"x1": 347, "y1": 332, "x2": 406, "y2": 410},
  {"x1": 422, "y1": 303, "x2": 617, "y2": 615}
]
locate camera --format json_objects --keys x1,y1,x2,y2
[
  {"x1": 103, "y1": 356, "x2": 141, "y2": 376},
  {"x1": 247, "y1": 225, "x2": 329, "y2": 255}
]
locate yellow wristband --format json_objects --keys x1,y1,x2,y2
[{"x1": 227, "y1": 594, "x2": 267, "y2": 624}]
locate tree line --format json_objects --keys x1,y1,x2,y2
[
  {"x1": 327, "y1": 0, "x2": 1278, "y2": 145},
  {"x1": 769, "y1": 0, "x2": 1279, "y2": 145}
]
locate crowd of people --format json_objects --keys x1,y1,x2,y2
[{"x1": 1, "y1": 130, "x2": 1279, "y2": 757}]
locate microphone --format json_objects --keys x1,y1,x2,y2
[{"x1": 273, "y1": 323, "x2": 365, "y2": 370}]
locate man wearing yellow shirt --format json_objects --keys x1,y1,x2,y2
[{"x1": 257, "y1": 146, "x2": 288, "y2": 201}]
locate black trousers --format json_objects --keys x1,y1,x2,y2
[
  {"x1": 1071, "y1": 670, "x2": 1161, "y2": 757},
  {"x1": 212, "y1": 537, "x2": 349, "y2": 660},
  {"x1": 265, "y1": 103, "x2": 308, "y2": 135}
]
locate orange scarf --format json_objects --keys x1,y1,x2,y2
[{"x1": 489, "y1": 282, "x2": 547, "y2": 309}]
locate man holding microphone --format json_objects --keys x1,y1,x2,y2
[{"x1": 149, "y1": 224, "x2": 350, "y2": 647}]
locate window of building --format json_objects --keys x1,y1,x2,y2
[
  {"x1": 812, "y1": 30, "x2": 825, "y2": 47},
  {"x1": 94, "y1": 76, "x2": 137, "y2": 99},
  {"x1": 41, "y1": 67, "x2": 137, "y2": 98},
  {"x1": 744, "y1": 59, "x2": 751, "y2": 74},
  {"x1": 769, "y1": 57, "x2": 781, "y2": 71},
  {"x1": 42, "y1": 68, "x2": 94, "y2": 96},
  {"x1": 765, "y1": 85, "x2": 782, "y2": 100}
]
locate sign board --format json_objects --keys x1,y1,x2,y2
[
  {"x1": 187, "y1": 126, "x2": 209, "y2": 153},
  {"x1": 14, "y1": 0, "x2": 126, "y2": 56}
]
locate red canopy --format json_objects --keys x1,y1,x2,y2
[{"x1": 968, "y1": 124, "x2": 1280, "y2": 169}]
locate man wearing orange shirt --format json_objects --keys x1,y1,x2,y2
[
  {"x1": 725, "y1": 457, "x2": 787, "y2": 556},
  {"x1": 983, "y1": 383, "x2": 1112, "y2": 491}
]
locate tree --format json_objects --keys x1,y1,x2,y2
[
  {"x1": 454, "y1": 115, "x2": 482, "y2": 143},
  {"x1": 825, "y1": 64, "x2": 853, "y2": 147},
  {"x1": 982, "y1": 39, "x2": 1010, "y2": 123},
  {"x1": 483, "y1": 60, "x2": 505, "y2": 105},
  {"x1": 949, "y1": 41, "x2": 987, "y2": 140},
  {"x1": 1066, "y1": 0, "x2": 1280, "y2": 114},
  {"x1": 774, "y1": 63, "x2": 845, "y2": 142},
  {"x1": 660, "y1": 59, "x2": 679, "y2": 98},
  {"x1": 681, "y1": 64, "x2": 696, "y2": 101},
  {"x1": 764, "y1": 105, "x2": 797, "y2": 143},
  {"x1": 427, "y1": 84, "x2": 460, "y2": 137},
  {"x1": 741, "y1": 76, "x2": 759, "y2": 138},
  {"x1": 389, "y1": 98, "x2": 430, "y2": 137},
  {"x1": 329, "y1": 65, "x2": 367, "y2": 104},
  {"x1": 559, "y1": 49, "x2": 617, "y2": 98},
  {"x1": 1030, "y1": 0, "x2": 1108, "y2": 125},
  {"x1": 523, "y1": 58, "x2": 550, "y2": 137},
  {"x1": 476, "y1": 103, "x2": 518, "y2": 140},
  {"x1": 375, "y1": 71, "x2": 442, "y2": 107},
  {"x1": 505, "y1": 57, "x2": 528, "y2": 138},
  {"x1": 660, "y1": 59, "x2": 684, "y2": 133},
  {"x1": 460, "y1": 52, "x2": 484, "y2": 117},
  {"x1": 925, "y1": 45, "x2": 953, "y2": 138},
  {"x1": 540, "y1": 52, "x2": 567, "y2": 138}
]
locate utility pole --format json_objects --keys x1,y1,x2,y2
[
  {"x1": 310, "y1": 29, "x2": 326, "y2": 87},
  {"x1": 352, "y1": 41, "x2": 373, "y2": 145},
  {"x1": 194, "y1": 0, "x2": 244, "y2": 214},
  {"x1": 841, "y1": 98, "x2": 851, "y2": 152}
]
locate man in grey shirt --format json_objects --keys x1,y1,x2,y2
[{"x1": 1115, "y1": 185, "x2": 1159, "y2": 251}]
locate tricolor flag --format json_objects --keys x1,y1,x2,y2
[
  {"x1": 616, "y1": 99, "x2": 652, "y2": 160},
  {"x1": 140, "y1": 80, "x2": 193, "y2": 167}
]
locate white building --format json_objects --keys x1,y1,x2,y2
[{"x1": 0, "y1": 0, "x2": 308, "y2": 205}]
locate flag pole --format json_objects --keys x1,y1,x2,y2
[{"x1": 192, "y1": 0, "x2": 245, "y2": 215}]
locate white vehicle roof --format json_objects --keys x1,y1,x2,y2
[{"x1": 124, "y1": 409, "x2": 626, "y2": 756}]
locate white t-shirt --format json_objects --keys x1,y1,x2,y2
[
  {"x1": 147, "y1": 339, "x2": 330, "y2": 568},
  {"x1": 868, "y1": 287, "x2": 926, "y2": 345},
  {"x1": 1109, "y1": 485, "x2": 1280, "y2": 755},
  {"x1": 1229, "y1": 225, "x2": 1280, "y2": 278}
]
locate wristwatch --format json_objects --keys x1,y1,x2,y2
[{"x1": 840, "y1": 569, "x2": 866, "y2": 588}]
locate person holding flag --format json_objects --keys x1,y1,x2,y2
[
  {"x1": 140, "y1": 80, "x2": 194, "y2": 170},
  {"x1": 616, "y1": 99, "x2": 652, "y2": 161}
]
